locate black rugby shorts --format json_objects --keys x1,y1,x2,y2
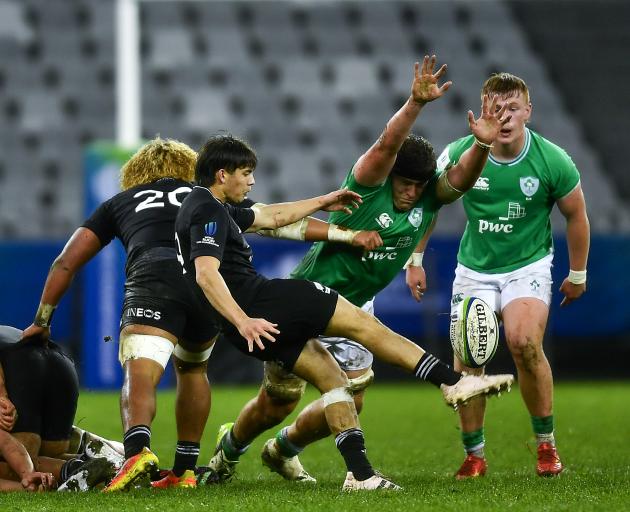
[{"x1": 222, "y1": 279, "x2": 338, "y2": 370}]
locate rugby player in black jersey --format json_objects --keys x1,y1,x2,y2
[
  {"x1": 22, "y1": 137, "x2": 383, "y2": 491},
  {"x1": 176, "y1": 134, "x2": 514, "y2": 491}
]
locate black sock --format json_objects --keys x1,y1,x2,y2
[
  {"x1": 335, "y1": 428, "x2": 374, "y2": 481},
  {"x1": 123, "y1": 424, "x2": 151, "y2": 459},
  {"x1": 172, "y1": 441, "x2": 200, "y2": 477},
  {"x1": 414, "y1": 353, "x2": 460, "y2": 387},
  {"x1": 60, "y1": 457, "x2": 84, "y2": 483}
]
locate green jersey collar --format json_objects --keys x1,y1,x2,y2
[{"x1": 488, "y1": 128, "x2": 531, "y2": 166}]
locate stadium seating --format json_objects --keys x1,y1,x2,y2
[{"x1": 0, "y1": 0, "x2": 627, "y2": 238}]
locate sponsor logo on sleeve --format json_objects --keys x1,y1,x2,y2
[{"x1": 205, "y1": 222, "x2": 217, "y2": 236}]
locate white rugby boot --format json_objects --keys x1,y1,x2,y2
[
  {"x1": 342, "y1": 472, "x2": 402, "y2": 491},
  {"x1": 441, "y1": 374, "x2": 514, "y2": 408},
  {"x1": 261, "y1": 438, "x2": 316, "y2": 483},
  {"x1": 207, "y1": 422, "x2": 239, "y2": 482}
]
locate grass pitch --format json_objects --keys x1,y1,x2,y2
[{"x1": 4, "y1": 381, "x2": 629, "y2": 511}]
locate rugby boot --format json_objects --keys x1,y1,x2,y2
[
  {"x1": 102, "y1": 447, "x2": 159, "y2": 492},
  {"x1": 342, "y1": 471, "x2": 402, "y2": 491},
  {"x1": 57, "y1": 457, "x2": 118, "y2": 492},
  {"x1": 207, "y1": 422, "x2": 239, "y2": 482},
  {"x1": 151, "y1": 469, "x2": 197, "y2": 489},
  {"x1": 536, "y1": 442, "x2": 563, "y2": 476},
  {"x1": 261, "y1": 438, "x2": 316, "y2": 483},
  {"x1": 84, "y1": 439, "x2": 125, "y2": 469},
  {"x1": 455, "y1": 454, "x2": 487, "y2": 480},
  {"x1": 441, "y1": 374, "x2": 514, "y2": 408}
]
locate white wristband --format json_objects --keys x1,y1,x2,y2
[
  {"x1": 327, "y1": 224, "x2": 358, "y2": 244},
  {"x1": 403, "y1": 252, "x2": 424, "y2": 270},
  {"x1": 258, "y1": 219, "x2": 307, "y2": 241},
  {"x1": 568, "y1": 269, "x2": 587, "y2": 285}
]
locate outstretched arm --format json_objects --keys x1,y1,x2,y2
[
  {"x1": 436, "y1": 94, "x2": 511, "y2": 204},
  {"x1": 247, "y1": 189, "x2": 363, "y2": 232},
  {"x1": 557, "y1": 185, "x2": 590, "y2": 306},
  {"x1": 353, "y1": 55, "x2": 451, "y2": 187},
  {"x1": 22, "y1": 228, "x2": 102, "y2": 341},
  {"x1": 256, "y1": 215, "x2": 383, "y2": 251}
]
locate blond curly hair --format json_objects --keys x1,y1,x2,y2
[{"x1": 120, "y1": 137, "x2": 197, "y2": 190}]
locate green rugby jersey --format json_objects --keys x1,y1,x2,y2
[
  {"x1": 291, "y1": 169, "x2": 442, "y2": 306},
  {"x1": 438, "y1": 128, "x2": 580, "y2": 273}
]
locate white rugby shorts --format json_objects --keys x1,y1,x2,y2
[
  {"x1": 318, "y1": 299, "x2": 375, "y2": 371},
  {"x1": 451, "y1": 254, "x2": 553, "y2": 316}
]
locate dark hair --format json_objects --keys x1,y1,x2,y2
[
  {"x1": 195, "y1": 133, "x2": 258, "y2": 186},
  {"x1": 391, "y1": 134, "x2": 436, "y2": 183}
]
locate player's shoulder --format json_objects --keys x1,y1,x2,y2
[
  {"x1": 437, "y1": 135, "x2": 474, "y2": 171},
  {"x1": 528, "y1": 129, "x2": 576, "y2": 169}
]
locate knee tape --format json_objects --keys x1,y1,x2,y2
[
  {"x1": 173, "y1": 343, "x2": 215, "y2": 364},
  {"x1": 321, "y1": 387, "x2": 353, "y2": 407},
  {"x1": 118, "y1": 334, "x2": 174, "y2": 370},
  {"x1": 263, "y1": 361, "x2": 307, "y2": 401},
  {"x1": 348, "y1": 369, "x2": 374, "y2": 393}
]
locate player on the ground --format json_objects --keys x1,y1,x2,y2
[
  {"x1": 0, "y1": 429, "x2": 56, "y2": 492},
  {"x1": 175, "y1": 128, "x2": 514, "y2": 490},
  {"x1": 436, "y1": 72, "x2": 589, "y2": 478},
  {"x1": 205, "y1": 55, "x2": 511, "y2": 484},
  {"x1": 0, "y1": 325, "x2": 123, "y2": 490}
]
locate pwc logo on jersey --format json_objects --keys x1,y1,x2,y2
[
  {"x1": 362, "y1": 250, "x2": 398, "y2": 262},
  {"x1": 126, "y1": 308, "x2": 161, "y2": 320},
  {"x1": 478, "y1": 202, "x2": 526, "y2": 234}
]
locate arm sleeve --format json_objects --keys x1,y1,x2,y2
[
  {"x1": 81, "y1": 200, "x2": 116, "y2": 247},
  {"x1": 225, "y1": 203, "x2": 256, "y2": 232},
  {"x1": 188, "y1": 202, "x2": 231, "y2": 263},
  {"x1": 550, "y1": 148, "x2": 581, "y2": 200}
]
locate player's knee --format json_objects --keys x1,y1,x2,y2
[
  {"x1": 321, "y1": 386, "x2": 354, "y2": 408},
  {"x1": 506, "y1": 332, "x2": 542, "y2": 370},
  {"x1": 263, "y1": 361, "x2": 307, "y2": 402},
  {"x1": 119, "y1": 333, "x2": 175, "y2": 370},
  {"x1": 172, "y1": 343, "x2": 214, "y2": 373}
]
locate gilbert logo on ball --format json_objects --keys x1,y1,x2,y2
[{"x1": 450, "y1": 296, "x2": 499, "y2": 368}]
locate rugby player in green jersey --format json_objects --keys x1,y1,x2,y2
[
  {"x1": 436, "y1": 73, "x2": 590, "y2": 479},
  {"x1": 204, "y1": 56, "x2": 512, "y2": 484}
]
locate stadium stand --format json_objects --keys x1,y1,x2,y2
[{"x1": 0, "y1": 0, "x2": 628, "y2": 239}]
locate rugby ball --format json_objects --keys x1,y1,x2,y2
[{"x1": 449, "y1": 297, "x2": 499, "y2": 368}]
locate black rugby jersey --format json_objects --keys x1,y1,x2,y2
[
  {"x1": 83, "y1": 178, "x2": 192, "y2": 270},
  {"x1": 175, "y1": 186, "x2": 265, "y2": 310}
]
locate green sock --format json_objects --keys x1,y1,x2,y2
[
  {"x1": 531, "y1": 415, "x2": 555, "y2": 445},
  {"x1": 462, "y1": 428, "x2": 485, "y2": 457},
  {"x1": 275, "y1": 427, "x2": 303, "y2": 458},
  {"x1": 221, "y1": 429, "x2": 249, "y2": 461}
]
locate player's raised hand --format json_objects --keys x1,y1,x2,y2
[
  {"x1": 559, "y1": 278, "x2": 586, "y2": 307},
  {"x1": 237, "y1": 317, "x2": 279, "y2": 352},
  {"x1": 411, "y1": 55, "x2": 452, "y2": 105},
  {"x1": 352, "y1": 230, "x2": 383, "y2": 251},
  {"x1": 0, "y1": 397, "x2": 17, "y2": 431},
  {"x1": 406, "y1": 265, "x2": 427, "y2": 302},
  {"x1": 319, "y1": 189, "x2": 363, "y2": 215},
  {"x1": 468, "y1": 94, "x2": 511, "y2": 145}
]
